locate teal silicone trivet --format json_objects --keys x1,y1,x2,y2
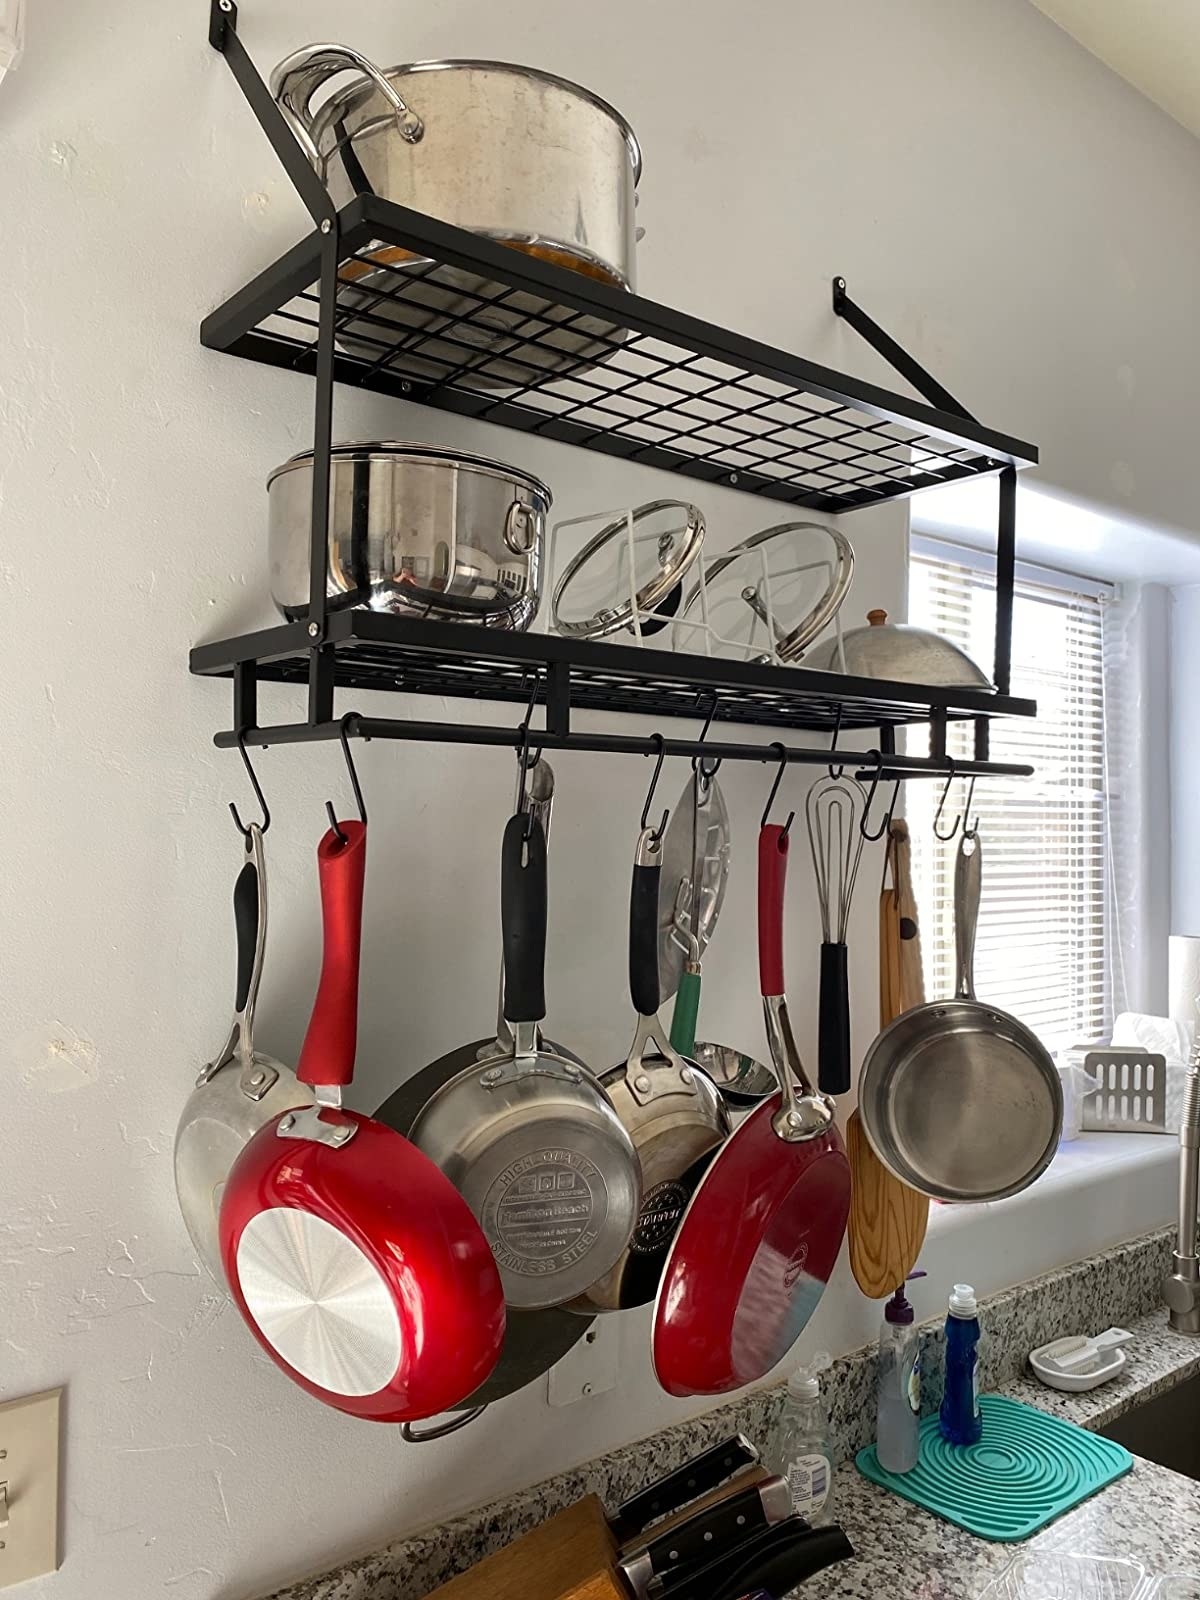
[{"x1": 856, "y1": 1395, "x2": 1133, "y2": 1541}]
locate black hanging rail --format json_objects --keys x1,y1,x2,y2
[{"x1": 194, "y1": 0, "x2": 1039, "y2": 789}]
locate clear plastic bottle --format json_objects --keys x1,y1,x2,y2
[
  {"x1": 876, "y1": 1283, "x2": 922, "y2": 1473},
  {"x1": 766, "y1": 1351, "x2": 835, "y2": 1525},
  {"x1": 939, "y1": 1283, "x2": 983, "y2": 1446}
]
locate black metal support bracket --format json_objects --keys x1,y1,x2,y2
[
  {"x1": 832, "y1": 277, "x2": 1021, "y2": 701},
  {"x1": 208, "y1": 0, "x2": 335, "y2": 229},
  {"x1": 832, "y1": 276, "x2": 976, "y2": 424}
]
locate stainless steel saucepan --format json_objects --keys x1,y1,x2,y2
[
  {"x1": 268, "y1": 441, "x2": 551, "y2": 629},
  {"x1": 572, "y1": 824, "x2": 730, "y2": 1313},
  {"x1": 174, "y1": 823, "x2": 312, "y2": 1282},
  {"x1": 858, "y1": 828, "x2": 1062, "y2": 1202},
  {"x1": 375, "y1": 754, "x2": 595, "y2": 1409},
  {"x1": 408, "y1": 813, "x2": 641, "y2": 1310},
  {"x1": 270, "y1": 46, "x2": 642, "y2": 386}
]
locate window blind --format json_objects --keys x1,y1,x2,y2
[{"x1": 906, "y1": 542, "x2": 1111, "y2": 1058}]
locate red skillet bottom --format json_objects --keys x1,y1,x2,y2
[{"x1": 652, "y1": 1094, "x2": 851, "y2": 1398}]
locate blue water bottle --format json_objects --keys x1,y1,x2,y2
[{"x1": 939, "y1": 1283, "x2": 982, "y2": 1446}]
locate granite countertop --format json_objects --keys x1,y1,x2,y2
[
  {"x1": 257, "y1": 1233, "x2": 1200, "y2": 1600},
  {"x1": 803, "y1": 1307, "x2": 1200, "y2": 1598}
]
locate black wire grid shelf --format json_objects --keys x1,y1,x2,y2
[
  {"x1": 194, "y1": 0, "x2": 1038, "y2": 782},
  {"x1": 203, "y1": 196, "x2": 1037, "y2": 517}
]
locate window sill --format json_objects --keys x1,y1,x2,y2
[{"x1": 921, "y1": 1132, "x2": 1177, "y2": 1284}]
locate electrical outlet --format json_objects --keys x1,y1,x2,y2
[{"x1": 0, "y1": 1389, "x2": 61, "y2": 1589}]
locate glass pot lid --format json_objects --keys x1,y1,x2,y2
[{"x1": 551, "y1": 500, "x2": 705, "y2": 640}]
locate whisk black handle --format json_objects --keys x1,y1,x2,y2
[{"x1": 817, "y1": 940, "x2": 852, "y2": 1094}]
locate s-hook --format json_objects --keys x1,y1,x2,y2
[
  {"x1": 761, "y1": 742, "x2": 795, "y2": 836},
  {"x1": 827, "y1": 706, "x2": 845, "y2": 780},
  {"x1": 514, "y1": 676, "x2": 544, "y2": 839},
  {"x1": 229, "y1": 727, "x2": 271, "y2": 839},
  {"x1": 641, "y1": 733, "x2": 669, "y2": 843},
  {"x1": 691, "y1": 693, "x2": 722, "y2": 783},
  {"x1": 325, "y1": 714, "x2": 368, "y2": 844},
  {"x1": 860, "y1": 750, "x2": 902, "y2": 843},
  {"x1": 933, "y1": 760, "x2": 978, "y2": 843}
]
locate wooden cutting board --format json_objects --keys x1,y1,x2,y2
[{"x1": 848, "y1": 820, "x2": 930, "y2": 1298}]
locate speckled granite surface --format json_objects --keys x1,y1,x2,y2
[{"x1": 256, "y1": 1227, "x2": 1196, "y2": 1600}]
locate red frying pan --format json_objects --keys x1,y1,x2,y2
[
  {"x1": 219, "y1": 820, "x2": 505, "y2": 1422},
  {"x1": 651, "y1": 823, "x2": 851, "y2": 1397}
]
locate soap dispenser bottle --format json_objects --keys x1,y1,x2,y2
[
  {"x1": 876, "y1": 1280, "x2": 922, "y2": 1473},
  {"x1": 766, "y1": 1351, "x2": 835, "y2": 1524},
  {"x1": 939, "y1": 1283, "x2": 983, "y2": 1446}
]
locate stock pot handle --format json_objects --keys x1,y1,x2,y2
[
  {"x1": 504, "y1": 500, "x2": 543, "y2": 558},
  {"x1": 270, "y1": 43, "x2": 425, "y2": 169}
]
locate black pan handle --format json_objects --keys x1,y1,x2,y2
[
  {"x1": 233, "y1": 858, "x2": 257, "y2": 1014},
  {"x1": 629, "y1": 826, "x2": 663, "y2": 1019},
  {"x1": 613, "y1": 1434, "x2": 759, "y2": 1543},
  {"x1": 232, "y1": 823, "x2": 268, "y2": 1031},
  {"x1": 817, "y1": 941, "x2": 851, "y2": 1095},
  {"x1": 502, "y1": 812, "x2": 547, "y2": 1025}
]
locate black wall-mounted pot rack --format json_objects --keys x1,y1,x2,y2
[{"x1": 192, "y1": 0, "x2": 1039, "y2": 791}]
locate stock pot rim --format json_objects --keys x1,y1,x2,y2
[
  {"x1": 268, "y1": 440, "x2": 553, "y2": 506},
  {"x1": 318, "y1": 57, "x2": 643, "y2": 183}
]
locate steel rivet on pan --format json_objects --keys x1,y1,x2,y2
[
  {"x1": 679, "y1": 1067, "x2": 693, "y2": 1085},
  {"x1": 481, "y1": 1068, "x2": 501, "y2": 1084},
  {"x1": 635, "y1": 1075, "x2": 652, "y2": 1093},
  {"x1": 279, "y1": 1114, "x2": 295, "y2": 1132},
  {"x1": 249, "y1": 1070, "x2": 265, "y2": 1087}
]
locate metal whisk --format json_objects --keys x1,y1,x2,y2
[{"x1": 805, "y1": 776, "x2": 867, "y2": 1094}]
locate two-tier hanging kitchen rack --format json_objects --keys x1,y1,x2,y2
[{"x1": 190, "y1": 0, "x2": 1040, "y2": 790}]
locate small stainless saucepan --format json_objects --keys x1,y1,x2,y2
[
  {"x1": 268, "y1": 441, "x2": 551, "y2": 630},
  {"x1": 573, "y1": 824, "x2": 730, "y2": 1314}
]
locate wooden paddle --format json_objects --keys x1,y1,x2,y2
[{"x1": 847, "y1": 819, "x2": 930, "y2": 1298}]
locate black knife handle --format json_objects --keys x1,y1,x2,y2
[
  {"x1": 709, "y1": 1523, "x2": 855, "y2": 1600},
  {"x1": 614, "y1": 1435, "x2": 759, "y2": 1542},
  {"x1": 627, "y1": 1482, "x2": 790, "y2": 1595}
]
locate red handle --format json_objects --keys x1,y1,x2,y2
[
  {"x1": 757, "y1": 824, "x2": 789, "y2": 997},
  {"x1": 297, "y1": 821, "x2": 367, "y2": 1089}
]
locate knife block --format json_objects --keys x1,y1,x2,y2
[
  {"x1": 423, "y1": 1465, "x2": 774, "y2": 1600},
  {"x1": 423, "y1": 1495, "x2": 624, "y2": 1600}
]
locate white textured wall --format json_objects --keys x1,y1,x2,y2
[{"x1": 1, "y1": 2, "x2": 1196, "y2": 1597}]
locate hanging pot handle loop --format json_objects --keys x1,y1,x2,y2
[
  {"x1": 270, "y1": 43, "x2": 424, "y2": 170},
  {"x1": 401, "y1": 1407, "x2": 486, "y2": 1444}
]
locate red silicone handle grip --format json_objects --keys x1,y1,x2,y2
[
  {"x1": 757, "y1": 823, "x2": 789, "y2": 998},
  {"x1": 297, "y1": 820, "x2": 367, "y2": 1089}
]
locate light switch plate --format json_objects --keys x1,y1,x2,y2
[
  {"x1": 546, "y1": 1318, "x2": 619, "y2": 1406},
  {"x1": 0, "y1": 1388, "x2": 61, "y2": 1589}
]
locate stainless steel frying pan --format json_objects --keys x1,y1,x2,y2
[
  {"x1": 858, "y1": 829, "x2": 1062, "y2": 1202},
  {"x1": 174, "y1": 824, "x2": 312, "y2": 1280}
]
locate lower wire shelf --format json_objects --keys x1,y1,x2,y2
[{"x1": 189, "y1": 612, "x2": 1036, "y2": 779}]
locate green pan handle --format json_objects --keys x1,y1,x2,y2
[{"x1": 670, "y1": 968, "x2": 702, "y2": 1056}]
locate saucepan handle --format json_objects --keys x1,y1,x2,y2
[
  {"x1": 297, "y1": 820, "x2": 367, "y2": 1089},
  {"x1": 501, "y1": 813, "x2": 548, "y2": 1025},
  {"x1": 954, "y1": 829, "x2": 982, "y2": 1002},
  {"x1": 270, "y1": 43, "x2": 424, "y2": 170},
  {"x1": 629, "y1": 826, "x2": 663, "y2": 1018},
  {"x1": 757, "y1": 824, "x2": 788, "y2": 997}
]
